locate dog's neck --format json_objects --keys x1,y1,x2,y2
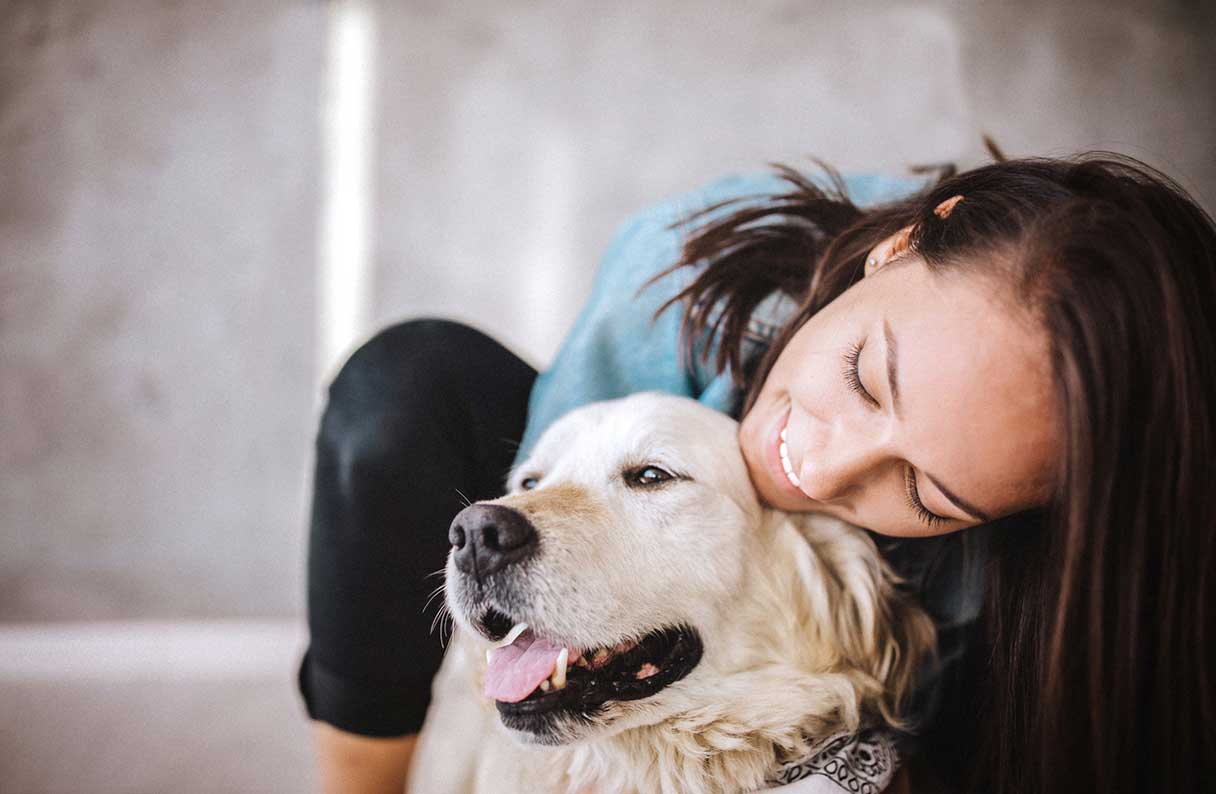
[
  {"x1": 544, "y1": 669, "x2": 863, "y2": 794},
  {"x1": 539, "y1": 513, "x2": 873, "y2": 794}
]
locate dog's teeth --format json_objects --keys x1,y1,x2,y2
[
  {"x1": 551, "y1": 648, "x2": 569, "y2": 690},
  {"x1": 485, "y1": 649, "x2": 495, "y2": 665},
  {"x1": 495, "y1": 623, "x2": 529, "y2": 647},
  {"x1": 591, "y1": 648, "x2": 610, "y2": 668},
  {"x1": 539, "y1": 679, "x2": 551, "y2": 692}
]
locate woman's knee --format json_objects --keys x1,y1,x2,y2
[
  {"x1": 314, "y1": 317, "x2": 534, "y2": 496},
  {"x1": 317, "y1": 318, "x2": 532, "y2": 466},
  {"x1": 311, "y1": 322, "x2": 477, "y2": 517},
  {"x1": 324, "y1": 318, "x2": 488, "y2": 414}
]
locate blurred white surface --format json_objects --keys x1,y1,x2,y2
[{"x1": 0, "y1": 621, "x2": 314, "y2": 794}]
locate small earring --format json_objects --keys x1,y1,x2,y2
[{"x1": 866, "y1": 257, "x2": 878, "y2": 268}]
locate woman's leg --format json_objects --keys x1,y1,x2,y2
[{"x1": 298, "y1": 318, "x2": 536, "y2": 738}]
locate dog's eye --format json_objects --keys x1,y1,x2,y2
[
  {"x1": 519, "y1": 476, "x2": 540, "y2": 491},
  {"x1": 627, "y1": 466, "x2": 674, "y2": 488}
]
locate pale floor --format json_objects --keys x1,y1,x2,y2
[{"x1": 0, "y1": 622, "x2": 315, "y2": 793}]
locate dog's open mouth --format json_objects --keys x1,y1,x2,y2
[{"x1": 476, "y1": 607, "x2": 703, "y2": 729}]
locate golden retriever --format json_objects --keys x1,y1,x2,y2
[{"x1": 410, "y1": 393, "x2": 934, "y2": 794}]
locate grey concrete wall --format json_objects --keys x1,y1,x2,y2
[
  {"x1": 1, "y1": 1, "x2": 323, "y2": 620},
  {"x1": 2, "y1": 0, "x2": 1214, "y2": 622},
  {"x1": 371, "y1": 0, "x2": 1216, "y2": 369}
]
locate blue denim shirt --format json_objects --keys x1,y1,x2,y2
[{"x1": 511, "y1": 171, "x2": 987, "y2": 768}]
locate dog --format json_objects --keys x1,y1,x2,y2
[{"x1": 409, "y1": 392, "x2": 935, "y2": 794}]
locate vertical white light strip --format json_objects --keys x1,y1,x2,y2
[
  {"x1": 318, "y1": 0, "x2": 377, "y2": 384},
  {"x1": 520, "y1": 119, "x2": 577, "y2": 365}
]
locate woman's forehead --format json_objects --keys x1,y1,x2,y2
[{"x1": 872, "y1": 261, "x2": 1059, "y2": 510}]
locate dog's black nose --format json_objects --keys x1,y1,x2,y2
[{"x1": 449, "y1": 504, "x2": 538, "y2": 580}]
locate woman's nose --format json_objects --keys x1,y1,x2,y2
[{"x1": 795, "y1": 414, "x2": 888, "y2": 502}]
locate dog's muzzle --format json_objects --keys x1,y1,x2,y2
[{"x1": 449, "y1": 503, "x2": 538, "y2": 582}]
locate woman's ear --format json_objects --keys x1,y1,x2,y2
[
  {"x1": 864, "y1": 194, "x2": 964, "y2": 277},
  {"x1": 864, "y1": 225, "x2": 915, "y2": 276}
]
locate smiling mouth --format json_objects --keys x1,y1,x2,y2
[
  {"x1": 769, "y1": 403, "x2": 806, "y2": 498},
  {"x1": 476, "y1": 607, "x2": 703, "y2": 734},
  {"x1": 779, "y1": 423, "x2": 801, "y2": 488}
]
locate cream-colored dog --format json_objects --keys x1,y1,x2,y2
[{"x1": 410, "y1": 393, "x2": 934, "y2": 794}]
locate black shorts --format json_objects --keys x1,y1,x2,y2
[{"x1": 297, "y1": 319, "x2": 536, "y2": 736}]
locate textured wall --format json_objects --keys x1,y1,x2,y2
[
  {"x1": 1, "y1": 0, "x2": 1214, "y2": 622},
  {"x1": 0, "y1": 1, "x2": 324, "y2": 619},
  {"x1": 370, "y1": 0, "x2": 1216, "y2": 369}
]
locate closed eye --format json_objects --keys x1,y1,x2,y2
[
  {"x1": 904, "y1": 467, "x2": 949, "y2": 528},
  {"x1": 842, "y1": 339, "x2": 880, "y2": 410},
  {"x1": 845, "y1": 338, "x2": 953, "y2": 528}
]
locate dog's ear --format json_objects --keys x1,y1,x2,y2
[
  {"x1": 789, "y1": 515, "x2": 937, "y2": 730},
  {"x1": 866, "y1": 578, "x2": 937, "y2": 730}
]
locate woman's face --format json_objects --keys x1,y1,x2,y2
[{"x1": 738, "y1": 233, "x2": 1059, "y2": 537}]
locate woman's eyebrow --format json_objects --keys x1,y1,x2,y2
[
  {"x1": 883, "y1": 319, "x2": 902, "y2": 419},
  {"x1": 884, "y1": 318, "x2": 992, "y2": 524},
  {"x1": 925, "y1": 472, "x2": 992, "y2": 523}
]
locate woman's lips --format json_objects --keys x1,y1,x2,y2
[
  {"x1": 767, "y1": 400, "x2": 807, "y2": 500},
  {"x1": 778, "y1": 427, "x2": 800, "y2": 487}
]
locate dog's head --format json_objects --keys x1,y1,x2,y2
[{"x1": 444, "y1": 392, "x2": 933, "y2": 751}]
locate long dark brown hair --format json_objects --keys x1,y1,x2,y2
[{"x1": 654, "y1": 151, "x2": 1216, "y2": 792}]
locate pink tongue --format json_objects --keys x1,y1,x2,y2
[{"x1": 484, "y1": 630, "x2": 568, "y2": 703}]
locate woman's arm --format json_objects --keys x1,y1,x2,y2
[{"x1": 313, "y1": 722, "x2": 417, "y2": 794}]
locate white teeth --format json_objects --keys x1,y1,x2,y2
[
  {"x1": 780, "y1": 427, "x2": 788, "y2": 442},
  {"x1": 779, "y1": 438, "x2": 800, "y2": 487},
  {"x1": 551, "y1": 648, "x2": 569, "y2": 690},
  {"x1": 485, "y1": 649, "x2": 495, "y2": 665},
  {"x1": 495, "y1": 623, "x2": 529, "y2": 647},
  {"x1": 539, "y1": 679, "x2": 551, "y2": 692}
]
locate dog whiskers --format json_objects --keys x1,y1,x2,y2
[
  {"x1": 429, "y1": 601, "x2": 451, "y2": 640},
  {"x1": 431, "y1": 604, "x2": 455, "y2": 646},
  {"x1": 453, "y1": 487, "x2": 473, "y2": 509},
  {"x1": 422, "y1": 574, "x2": 456, "y2": 647},
  {"x1": 423, "y1": 582, "x2": 447, "y2": 617}
]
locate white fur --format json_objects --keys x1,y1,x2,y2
[{"x1": 409, "y1": 393, "x2": 934, "y2": 794}]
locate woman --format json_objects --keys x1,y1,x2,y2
[{"x1": 298, "y1": 151, "x2": 1216, "y2": 793}]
